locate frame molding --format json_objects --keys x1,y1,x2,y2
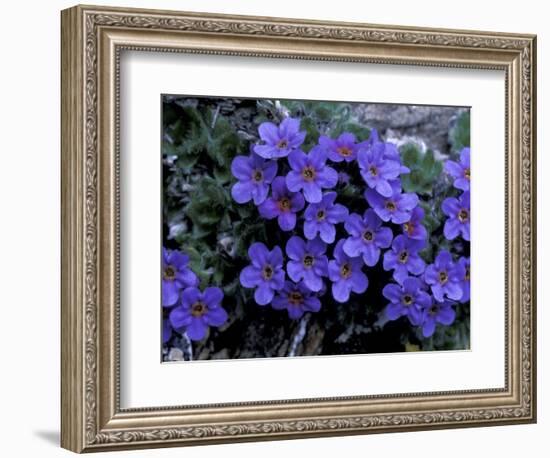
[{"x1": 61, "y1": 4, "x2": 536, "y2": 453}]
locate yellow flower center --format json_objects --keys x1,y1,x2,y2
[
  {"x1": 363, "y1": 230, "x2": 374, "y2": 242},
  {"x1": 303, "y1": 255, "x2": 314, "y2": 267},
  {"x1": 464, "y1": 168, "x2": 470, "y2": 180},
  {"x1": 399, "y1": 251, "x2": 409, "y2": 263},
  {"x1": 277, "y1": 139, "x2": 288, "y2": 149},
  {"x1": 163, "y1": 265, "x2": 176, "y2": 281},
  {"x1": 340, "y1": 263, "x2": 352, "y2": 278},
  {"x1": 302, "y1": 166, "x2": 316, "y2": 181},
  {"x1": 403, "y1": 294, "x2": 413, "y2": 305},
  {"x1": 288, "y1": 291, "x2": 303, "y2": 305},
  {"x1": 439, "y1": 271, "x2": 448, "y2": 284},
  {"x1": 385, "y1": 201, "x2": 396, "y2": 211},
  {"x1": 458, "y1": 209, "x2": 469, "y2": 223},
  {"x1": 278, "y1": 197, "x2": 291, "y2": 211},
  {"x1": 337, "y1": 146, "x2": 352, "y2": 157},
  {"x1": 191, "y1": 301, "x2": 207, "y2": 318}
]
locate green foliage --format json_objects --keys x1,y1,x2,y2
[
  {"x1": 400, "y1": 144, "x2": 443, "y2": 196},
  {"x1": 450, "y1": 111, "x2": 470, "y2": 152}
]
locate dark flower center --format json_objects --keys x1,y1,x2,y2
[
  {"x1": 163, "y1": 265, "x2": 176, "y2": 281},
  {"x1": 277, "y1": 139, "x2": 288, "y2": 149},
  {"x1": 303, "y1": 255, "x2": 314, "y2": 267},
  {"x1": 191, "y1": 301, "x2": 207, "y2": 317},
  {"x1": 340, "y1": 263, "x2": 352, "y2": 279},
  {"x1": 316, "y1": 210, "x2": 326, "y2": 220},
  {"x1": 464, "y1": 168, "x2": 470, "y2": 180},
  {"x1": 337, "y1": 146, "x2": 352, "y2": 157},
  {"x1": 288, "y1": 291, "x2": 304, "y2": 305},
  {"x1": 402, "y1": 294, "x2": 413, "y2": 305},
  {"x1": 465, "y1": 267, "x2": 470, "y2": 281},
  {"x1": 439, "y1": 271, "x2": 448, "y2": 284},
  {"x1": 363, "y1": 230, "x2": 374, "y2": 242},
  {"x1": 458, "y1": 209, "x2": 469, "y2": 223},
  {"x1": 302, "y1": 166, "x2": 316, "y2": 181},
  {"x1": 429, "y1": 305, "x2": 439, "y2": 315},
  {"x1": 385, "y1": 201, "x2": 396, "y2": 212},
  {"x1": 262, "y1": 265, "x2": 274, "y2": 280},
  {"x1": 369, "y1": 165, "x2": 378, "y2": 177},
  {"x1": 404, "y1": 222, "x2": 414, "y2": 235},
  {"x1": 399, "y1": 250, "x2": 409, "y2": 263},
  {"x1": 278, "y1": 197, "x2": 291, "y2": 211},
  {"x1": 252, "y1": 169, "x2": 263, "y2": 182}
]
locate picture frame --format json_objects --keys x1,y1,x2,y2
[{"x1": 61, "y1": 4, "x2": 537, "y2": 453}]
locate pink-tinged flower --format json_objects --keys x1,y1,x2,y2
[
  {"x1": 286, "y1": 147, "x2": 338, "y2": 203},
  {"x1": 365, "y1": 181, "x2": 419, "y2": 224},
  {"x1": 169, "y1": 287, "x2": 228, "y2": 341},
  {"x1": 445, "y1": 147, "x2": 470, "y2": 191},
  {"x1": 402, "y1": 206, "x2": 428, "y2": 241},
  {"x1": 162, "y1": 247, "x2": 199, "y2": 307},
  {"x1": 240, "y1": 242, "x2": 285, "y2": 306},
  {"x1": 253, "y1": 118, "x2": 306, "y2": 159},
  {"x1": 272, "y1": 281, "x2": 321, "y2": 320},
  {"x1": 442, "y1": 190, "x2": 470, "y2": 241},
  {"x1": 318, "y1": 132, "x2": 363, "y2": 162},
  {"x1": 286, "y1": 236, "x2": 328, "y2": 292},
  {"x1": 424, "y1": 250, "x2": 465, "y2": 302},
  {"x1": 420, "y1": 300, "x2": 456, "y2": 338},
  {"x1": 328, "y1": 240, "x2": 368, "y2": 303},
  {"x1": 358, "y1": 142, "x2": 408, "y2": 197},
  {"x1": 343, "y1": 209, "x2": 393, "y2": 266},
  {"x1": 258, "y1": 176, "x2": 305, "y2": 231},
  {"x1": 303, "y1": 192, "x2": 349, "y2": 243},
  {"x1": 383, "y1": 235, "x2": 426, "y2": 283},
  {"x1": 383, "y1": 277, "x2": 431, "y2": 326},
  {"x1": 230, "y1": 153, "x2": 277, "y2": 205}
]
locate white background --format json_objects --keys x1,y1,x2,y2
[
  {"x1": 0, "y1": 0, "x2": 547, "y2": 457},
  {"x1": 121, "y1": 53, "x2": 504, "y2": 407}
]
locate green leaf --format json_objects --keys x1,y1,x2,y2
[{"x1": 450, "y1": 111, "x2": 470, "y2": 151}]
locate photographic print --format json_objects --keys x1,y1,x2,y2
[{"x1": 161, "y1": 96, "x2": 471, "y2": 362}]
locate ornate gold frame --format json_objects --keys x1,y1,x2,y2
[{"x1": 61, "y1": 4, "x2": 537, "y2": 453}]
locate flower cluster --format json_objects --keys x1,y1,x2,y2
[
  {"x1": 162, "y1": 247, "x2": 228, "y2": 342},
  {"x1": 230, "y1": 116, "x2": 469, "y2": 340}
]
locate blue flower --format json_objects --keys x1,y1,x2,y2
[
  {"x1": 328, "y1": 240, "x2": 368, "y2": 303},
  {"x1": 424, "y1": 250, "x2": 465, "y2": 301},
  {"x1": 286, "y1": 236, "x2": 328, "y2": 292},
  {"x1": 445, "y1": 147, "x2": 470, "y2": 191},
  {"x1": 230, "y1": 153, "x2": 277, "y2": 205},
  {"x1": 303, "y1": 191, "x2": 349, "y2": 243},
  {"x1": 258, "y1": 176, "x2": 305, "y2": 231},
  {"x1": 442, "y1": 190, "x2": 470, "y2": 241},
  {"x1": 383, "y1": 277, "x2": 431, "y2": 326},
  {"x1": 402, "y1": 206, "x2": 428, "y2": 241},
  {"x1": 253, "y1": 117, "x2": 306, "y2": 159},
  {"x1": 365, "y1": 182, "x2": 419, "y2": 224},
  {"x1": 286, "y1": 147, "x2": 338, "y2": 203},
  {"x1": 162, "y1": 247, "x2": 199, "y2": 307},
  {"x1": 358, "y1": 142, "x2": 407, "y2": 197},
  {"x1": 162, "y1": 318, "x2": 173, "y2": 344},
  {"x1": 240, "y1": 242, "x2": 285, "y2": 305},
  {"x1": 318, "y1": 132, "x2": 363, "y2": 162},
  {"x1": 272, "y1": 281, "x2": 322, "y2": 320},
  {"x1": 343, "y1": 209, "x2": 393, "y2": 266},
  {"x1": 169, "y1": 287, "x2": 228, "y2": 341},
  {"x1": 457, "y1": 256, "x2": 470, "y2": 302},
  {"x1": 383, "y1": 235, "x2": 426, "y2": 283},
  {"x1": 419, "y1": 300, "x2": 456, "y2": 338}
]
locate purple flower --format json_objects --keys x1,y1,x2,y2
[
  {"x1": 402, "y1": 206, "x2": 428, "y2": 241},
  {"x1": 365, "y1": 182, "x2": 419, "y2": 224},
  {"x1": 162, "y1": 318, "x2": 172, "y2": 344},
  {"x1": 328, "y1": 240, "x2": 368, "y2": 303},
  {"x1": 272, "y1": 281, "x2": 321, "y2": 319},
  {"x1": 442, "y1": 191, "x2": 470, "y2": 241},
  {"x1": 445, "y1": 147, "x2": 470, "y2": 191},
  {"x1": 383, "y1": 235, "x2": 426, "y2": 283},
  {"x1": 258, "y1": 176, "x2": 305, "y2": 231},
  {"x1": 286, "y1": 236, "x2": 328, "y2": 292},
  {"x1": 240, "y1": 242, "x2": 285, "y2": 305},
  {"x1": 303, "y1": 192, "x2": 349, "y2": 243},
  {"x1": 169, "y1": 287, "x2": 228, "y2": 341},
  {"x1": 253, "y1": 117, "x2": 306, "y2": 159},
  {"x1": 358, "y1": 142, "x2": 407, "y2": 197},
  {"x1": 230, "y1": 153, "x2": 277, "y2": 205},
  {"x1": 383, "y1": 277, "x2": 431, "y2": 326},
  {"x1": 343, "y1": 209, "x2": 393, "y2": 266},
  {"x1": 364, "y1": 128, "x2": 401, "y2": 161},
  {"x1": 286, "y1": 147, "x2": 338, "y2": 203},
  {"x1": 420, "y1": 300, "x2": 456, "y2": 338},
  {"x1": 162, "y1": 247, "x2": 199, "y2": 307},
  {"x1": 318, "y1": 132, "x2": 362, "y2": 162},
  {"x1": 457, "y1": 257, "x2": 470, "y2": 302},
  {"x1": 424, "y1": 250, "x2": 465, "y2": 301}
]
